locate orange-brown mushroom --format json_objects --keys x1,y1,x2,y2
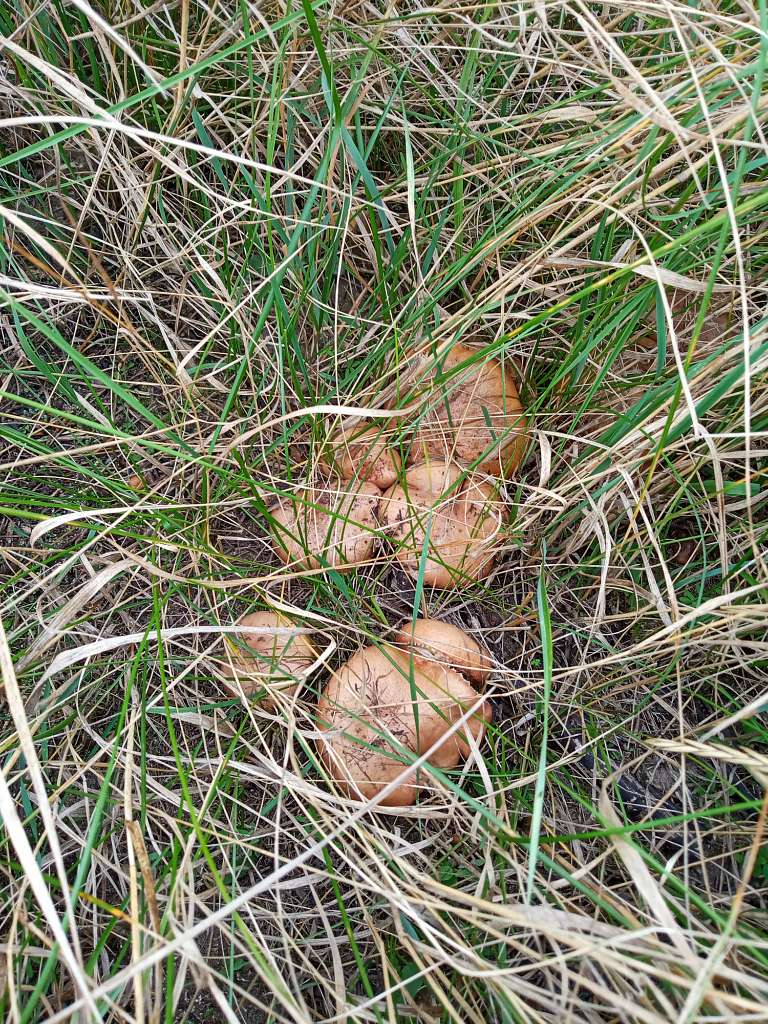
[
  {"x1": 270, "y1": 479, "x2": 381, "y2": 570},
  {"x1": 316, "y1": 619, "x2": 491, "y2": 806},
  {"x1": 320, "y1": 423, "x2": 400, "y2": 490},
  {"x1": 409, "y1": 343, "x2": 527, "y2": 475},
  {"x1": 393, "y1": 618, "x2": 493, "y2": 687},
  {"x1": 221, "y1": 611, "x2": 316, "y2": 706},
  {"x1": 380, "y1": 461, "x2": 504, "y2": 588}
]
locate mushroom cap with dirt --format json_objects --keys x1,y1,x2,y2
[
  {"x1": 317, "y1": 621, "x2": 491, "y2": 806},
  {"x1": 319, "y1": 423, "x2": 400, "y2": 490},
  {"x1": 270, "y1": 479, "x2": 381, "y2": 570},
  {"x1": 221, "y1": 611, "x2": 316, "y2": 706},
  {"x1": 393, "y1": 618, "x2": 493, "y2": 685},
  {"x1": 380, "y1": 461, "x2": 504, "y2": 588},
  {"x1": 409, "y1": 342, "x2": 528, "y2": 476}
]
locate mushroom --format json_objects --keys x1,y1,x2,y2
[
  {"x1": 316, "y1": 619, "x2": 491, "y2": 805},
  {"x1": 394, "y1": 618, "x2": 493, "y2": 690},
  {"x1": 319, "y1": 423, "x2": 400, "y2": 490},
  {"x1": 270, "y1": 479, "x2": 381, "y2": 570},
  {"x1": 409, "y1": 343, "x2": 527, "y2": 475},
  {"x1": 221, "y1": 611, "x2": 316, "y2": 706},
  {"x1": 380, "y1": 460, "x2": 504, "y2": 588}
]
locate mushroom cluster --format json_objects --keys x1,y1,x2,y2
[
  {"x1": 316, "y1": 619, "x2": 492, "y2": 806},
  {"x1": 266, "y1": 342, "x2": 527, "y2": 587},
  {"x1": 223, "y1": 341, "x2": 524, "y2": 808},
  {"x1": 219, "y1": 612, "x2": 494, "y2": 807}
]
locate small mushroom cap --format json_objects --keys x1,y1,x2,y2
[
  {"x1": 409, "y1": 343, "x2": 528, "y2": 475},
  {"x1": 270, "y1": 480, "x2": 381, "y2": 570},
  {"x1": 394, "y1": 459, "x2": 461, "y2": 497},
  {"x1": 410, "y1": 658, "x2": 492, "y2": 760},
  {"x1": 317, "y1": 645, "x2": 489, "y2": 806},
  {"x1": 320, "y1": 424, "x2": 400, "y2": 490},
  {"x1": 381, "y1": 461, "x2": 504, "y2": 588},
  {"x1": 222, "y1": 611, "x2": 316, "y2": 705},
  {"x1": 394, "y1": 618, "x2": 492, "y2": 685}
]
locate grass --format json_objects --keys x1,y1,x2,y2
[{"x1": 1, "y1": 0, "x2": 767, "y2": 1021}]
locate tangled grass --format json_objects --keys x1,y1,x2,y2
[{"x1": 1, "y1": 1, "x2": 767, "y2": 1021}]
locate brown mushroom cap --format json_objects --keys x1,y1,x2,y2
[
  {"x1": 222, "y1": 611, "x2": 316, "y2": 705},
  {"x1": 409, "y1": 343, "x2": 527, "y2": 475},
  {"x1": 394, "y1": 618, "x2": 492, "y2": 685},
  {"x1": 320, "y1": 424, "x2": 400, "y2": 490},
  {"x1": 380, "y1": 460, "x2": 504, "y2": 588},
  {"x1": 317, "y1": 643, "x2": 489, "y2": 806},
  {"x1": 270, "y1": 480, "x2": 381, "y2": 570}
]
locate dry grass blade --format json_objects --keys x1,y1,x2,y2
[{"x1": 0, "y1": 619, "x2": 100, "y2": 1019}]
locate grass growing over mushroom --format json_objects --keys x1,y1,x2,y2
[{"x1": 1, "y1": 2, "x2": 768, "y2": 1022}]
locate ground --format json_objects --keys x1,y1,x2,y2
[{"x1": 0, "y1": 2, "x2": 767, "y2": 1023}]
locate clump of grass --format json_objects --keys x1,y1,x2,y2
[{"x1": 1, "y1": 1, "x2": 767, "y2": 1022}]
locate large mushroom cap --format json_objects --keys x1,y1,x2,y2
[
  {"x1": 222, "y1": 611, "x2": 316, "y2": 705},
  {"x1": 270, "y1": 479, "x2": 381, "y2": 570},
  {"x1": 409, "y1": 343, "x2": 528, "y2": 475},
  {"x1": 380, "y1": 460, "x2": 504, "y2": 588},
  {"x1": 320, "y1": 423, "x2": 400, "y2": 490},
  {"x1": 317, "y1": 643, "x2": 489, "y2": 806},
  {"x1": 394, "y1": 618, "x2": 493, "y2": 685}
]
